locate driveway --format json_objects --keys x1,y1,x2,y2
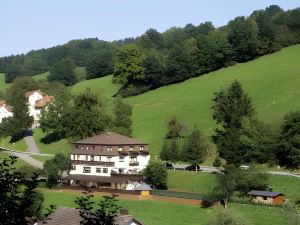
[
  {"x1": 7, "y1": 151, "x2": 43, "y2": 169},
  {"x1": 25, "y1": 136, "x2": 41, "y2": 154}
]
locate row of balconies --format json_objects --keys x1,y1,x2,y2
[{"x1": 71, "y1": 160, "x2": 139, "y2": 166}]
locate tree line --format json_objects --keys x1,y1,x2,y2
[{"x1": 1, "y1": 5, "x2": 300, "y2": 93}]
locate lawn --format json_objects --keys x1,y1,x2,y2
[
  {"x1": 0, "y1": 73, "x2": 10, "y2": 91},
  {"x1": 33, "y1": 128, "x2": 71, "y2": 155},
  {"x1": 167, "y1": 170, "x2": 300, "y2": 201},
  {"x1": 41, "y1": 190, "x2": 285, "y2": 225},
  {"x1": 0, "y1": 151, "x2": 30, "y2": 168},
  {"x1": 0, "y1": 136, "x2": 27, "y2": 152},
  {"x1": 31, "y1": 154, "x2": 53, "y2": 162},
  {"x1": 168, "y1": 170, "x2": 217, "y2": 193}
]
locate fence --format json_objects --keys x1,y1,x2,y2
[{"x1": 151, "y1": 189, "x2": 213, "y2": 200}]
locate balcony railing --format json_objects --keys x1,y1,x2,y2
[
  {"x1": 129, "y1": 161, "x2": 139, "y2": 166},
  {"x1": 72, "y1": 160, "x2": 114, "y2": 166}
]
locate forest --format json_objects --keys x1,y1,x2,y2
[{"x1": 0, "y1": 5, "x2": 300, "y2": 96}]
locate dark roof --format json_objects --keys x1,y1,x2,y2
[
  {"x1": 248, "y1": 190, "x2": 284, "y2": 197},
  {"x1": 64, "y1": 174, "x2": 143, "y2": 183},
  {"x1": 41, "y1": 207, "x2": 145, "y2": 225},
  {"x1": 74, "y1": 132, "x2": 147, "y2": 145},
  {"x1": 40, "y1": 207, "x2": 81, "y2": 225}
]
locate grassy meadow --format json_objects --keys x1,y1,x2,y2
[{"x1": 41, "y1": 190, "x2": 285, "y2": 225}]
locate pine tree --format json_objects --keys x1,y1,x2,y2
[{"x1": 113, "y1": 98, "x2": 133, "y2": 137}]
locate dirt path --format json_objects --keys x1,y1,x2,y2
[
  {"x1": 25, "y1": 136, "x2": 41, "y2": 154},
  {"x1": 41, "y1": 188, "x2": 201, "y2": 206},
  {"x1": 7, "y1": 151, "x2": 43, "y2": 169}
]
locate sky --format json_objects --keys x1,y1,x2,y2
[{"x1": 1, "y1": 0, "x2": 299, "y2": 56}]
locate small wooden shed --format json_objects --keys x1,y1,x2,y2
[{"x1": 248, "y1": 190, "x2": 284, "y2": 205}]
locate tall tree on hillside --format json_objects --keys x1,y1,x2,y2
[
  {"x1": 166, "y1": 116, "x2": 185, "y2": 139},
  {"x1": 113, "y1": 98, "x2": 133, "y2": 137},
  {"x1": 182, "y1": 128, "x2": 208, "y2": 170},
  {"x1": 227, "y1": 17, "x2": 260, "y2": 61},
  {"x1": 143, "y1": 159, "x2": 168, "y2": 189},
  {"x1": 160, "y1": 138, "x2": 180, "y2": 164},
  {"x1": 86, "y1": 50, "x2": 113, "y2": 79},
  {"x1": 113, "y1": 45, "x2": 145, "y2": 87},
  {"x1": 48, "y1": 58, "x2": 77, "y2": 86},
  {"x1": 65, "y1": 88, "x2": 111, "y2": 141},
  {"x1": 212, "y1": 81, "x2": 255, "y2": 164},
  {"x1": 5, "y1": 63, "x2": 25, "y2": 83},
  {"x1": 2, "y1": 90, "x2": 33, "y2": 141},
  {"x1": 276, "y1": 111, "x2": 300, "y2": 169},
  {"x1": 40, "y1": 90, "x2": 72, "y2": 141}
]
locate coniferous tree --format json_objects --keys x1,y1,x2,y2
[
  {"x1": 113, "y1": 98, "x2": 133, "y2": 136},
  {"x1": 182, "y1": 128, "x2": 208, "y2": 170},
  {"x1": 212, "y1": 81, "x2": 255, "y2": 164},
  {"x1": 160, "y1": 138, "x2": 179, "y2": 164},
  {"x1": 2, "y1": 90, "x2": 33, "y2": 141},
  {"x1": 276, "y1": 111, "x2": 300, "y2": 169}
]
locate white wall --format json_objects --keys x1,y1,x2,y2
[{"x1": 0, "y1": 106, "x2": 13, "y2": 123}]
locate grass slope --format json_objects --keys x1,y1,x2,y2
[
  {"x1": 0, "y1": 73, "x2": 10, "y2": 91},
  {"x1": 42, "y1": 190, "x2": 284, "y2": 225},
  {"x1": 126, "y1": 44, "x2": 300, "y2": 154},
  {"x1": 36, "y1": 44, "x2": 300, "y2": 157}
]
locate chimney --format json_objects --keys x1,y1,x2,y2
[{"x1": 268, "y1": 187, "x2": 273, "y2": 192}]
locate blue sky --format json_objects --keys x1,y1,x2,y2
[{"x1": 1, "y1": 0, "x2": 299, "y2": 56}]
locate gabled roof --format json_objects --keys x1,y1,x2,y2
[
  {"x1": 248, "y1": 190, "x2": 284, "y2": 197},
  {"x1": 35, "y1": 95, "x2": 54, "y2": 108},
  {"x1": 40, "y1": 207, "x2": 145, "y2": 225},
  {"x1": 25, "y1": 90, "x2": 45, "y2": 98},
  {"x1": 133, "y1": 182, "x2": 152, "y2": 191},
  {"x1": 74, "y1": 132, "x2": 147, "y2": 145}
]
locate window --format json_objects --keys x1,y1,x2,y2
[
  {"x1": 96, "y1": 168, "x2": 101, "y2": 173},
  {"x1": 85, "y1": 155, "x2": 88, "y2": 161},
  {"x1": 75, "y1": 145, "x2": 78, "y2": 150},
  {"x1": 139, "y1": 146, "x2": 144, "y2": 151},
  {"x1": 77, "y1": 155, "x2": 80, "y2": 160},
  {"x1": 107, "y1": 157, "x2": 112, "y2": 162},
  {"x1": 263, "y1": 196, "x2": 268, "y2": 200},
  {"x1": 81, "y1": 146, "x2": 84, "y2": 150},
  {"x1": 98, "y1": 156, "x2": 101, "y2": 161},
  {"x1": 83, "y1": 167, "x2": 91, "y2": 173},
  {"x1": 86, "y1": 146, "x2": 89, "y2": 150},
  {"x1": 118, "y1": 147, "x2": 123, "y2": 151},
  {"x1": 107, "y1": 147, "x2": 112, "y2": 151},
  {"x1": 119, "y1": 157, "x2": 125, "y2": 162},
  {"x1": 92, "y1": 146, "x2": 95, "y2": 150},
  {"x1": 103, "y1": 168, "x2": 108, "y2": 173},
  {"x1": 71, "y1": 165, "x2": 76, "y2": 170},
  {"x1": 130, "y1": 156, "x2": 137, "y2": 162},
  {"x1": 91, "y1": 156, "x2": 94, "y2": 161},
  {"x1": 129, "y1": 146, "x2": 134, "y2": 151}
]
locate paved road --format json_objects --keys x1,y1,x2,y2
[
  {"x1": 7, "y1": 151, "x2": 43, "y2": 169},
  {"x1": 25, "y1": 136, "x2": 41, "y2": 154}
]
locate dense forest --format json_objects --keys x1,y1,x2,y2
[{"x1": 0, "y1": 5, "x2": 300, "y2": 96}]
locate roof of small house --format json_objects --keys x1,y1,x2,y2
[
  {"x1": 248, "y1": 190, "x2": 284, "y2": 197},
  {"x1": 40, "y1": 207, "x2": 145, "y2": 225},
  {"x1": 74, "y1": 132, "x2": 147, "y2": 145},
  {"x1": 0, "y1": 100, "x2": 6, "y2": 106},
  {"x1": 35, "y1": 95, "x2": 54, "y2": 108},
  {"x1": 133, "y1": 182, "x2": 152, "y2": 191}
]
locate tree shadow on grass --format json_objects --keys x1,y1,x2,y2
[{"x1": 40, "y1": 132, "x2": 63, "y2": 144}]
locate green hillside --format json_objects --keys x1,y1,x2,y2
[
  {"x1": 36, "y1": 45, "x2": 300, "y2": 156},
  {"x1": 0, "y1": 73, "x2": 10, "y2": 91}
]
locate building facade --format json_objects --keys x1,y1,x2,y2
[
  {"x1": 0, "y1": 100, "x2": 13, "y2": 123},
  {"x1": 66, "y1": 132, "x2": 150, "y2": 189},
  {"x1": 248, "y1": 190, "x2": 284, "y2": 205},
  {"x1": 25, "y1": 90, "x2": 53, "y2": 127}
]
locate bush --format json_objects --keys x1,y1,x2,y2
[{"x1": 201, "y1": 199, "x2": 216, "y2": 208}]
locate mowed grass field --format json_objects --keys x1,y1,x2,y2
[
  {"x1": 41, "y1": 190, "x2": 285, "y2": 225},
  {"x1": 167, "y1": 170, "x2": 300, "y2": 201}
]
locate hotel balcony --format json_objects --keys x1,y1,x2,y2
[
  {"x1": 129, "y1": 161, "x2": 139, "y2": 166},
  {"x1": 71, "y1": 160, "x2": 115, "y2": 167}
]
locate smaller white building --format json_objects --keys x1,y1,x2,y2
[
  {"x1": 66, "y1": 132, "x2": 151, "y2": 190},
  {"x1": 25, "y1": 90, "x2": 53, "y2": 127},
  {"x1": 0, "y1": 100, "x2": 13, "y2": 123}
]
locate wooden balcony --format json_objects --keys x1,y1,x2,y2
[
  {"x1": 72, "y1": 160, "x2": 115, "y2": 166},
  {"x1": 129, "y1": 161, "x2": 139, "y2": 166}
]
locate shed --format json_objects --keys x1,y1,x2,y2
[{"x1": 247, "y1": 190, "x2": 284, "y2": 205}]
